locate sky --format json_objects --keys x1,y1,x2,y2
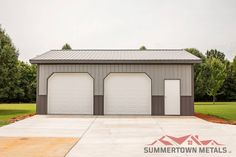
[{"x1": 0, "y1": 0, "x2": 236, "y2": 62}]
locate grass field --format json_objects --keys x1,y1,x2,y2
[
  {"x1": 0, "y1": 104, "x2": 36, "y2": 126},
  {"x1": 0, "y1": 102, "x2": 235, "y2": 127},
  {"x1": 194, "y1": 102, "x2": 236, "y2": 121}
]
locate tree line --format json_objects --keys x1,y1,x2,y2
[
  {"x1": 186, "y1": 48, "x2": 236, "y2": 102},
  {"x1": 0, "y1": 26, "x2": 36, "y2": 103},
  {"x1": 0, "y1": 26, "x2": 236, "y2": 103}
]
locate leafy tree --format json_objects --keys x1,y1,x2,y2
[
  {"x1": 62, "y1": 43, "x2": 72, "y2": 50},
  {"x1": 185, "y1": 48, "x2": 205, "y2": 61},
  {"x1": 218, "y1": 56, "x2": 236, "y2": 101},
  {"x1": 232, "y1": 56, "x2": 236, "y2": 72},
  {"x1": 205, "y1": 49, "x2": 235, "y2": 101},
  {"x1": 185, "y1": 48, "x2": 207, "y2": 101},
  {"x1": 139, "y1": 46, "x2": 147, "y2": 50},
  {"x1": 0, "y1": 26, "x2": 37, "y2": 103},
  {"x1": 206, "y1": 49, "x2": 225, "y2": 62},
  {"x1": 0, "y1": 26, "x2": 20, "y2": 102},
  {"x1": 17, "y1": 61, "x2": 37, "y2": 102},
  {"x1": 201, "y1": 57, "x2": 227, "y2": 102}
]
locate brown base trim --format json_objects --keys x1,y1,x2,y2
[
  {"x1": 94, "y1": 95, "x2": 104, "y2": 115},
  {"x1": 152, "y1": 96, "x2": 164, "y2": 115},
  {"x1": 36, "y1": 95, "x2": 47, "y2": 114},
  {"x1": 181, "y1": 96, "x2": 194, "y2": 116},
  {"x1": 36, "y1": 95, "x2": 194, "y2": 116},
  {"x1": 152, "y1": 95, "x2": 194, "y2": 116}
]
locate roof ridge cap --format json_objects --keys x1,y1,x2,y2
[{"x1": 49, "y1": 49, "x2": 184, "y2": 51}]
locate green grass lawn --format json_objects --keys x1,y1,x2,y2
[
  {"x1": 0, "y1": 103, "x2": 36, "y2": 126},
  {"x1": 0, "y1": 102, "x2": 235, "y2": 126},
  {"x1": 194, "y1": 102, "x2": 236, "y2": 121}
]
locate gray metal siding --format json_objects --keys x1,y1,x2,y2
[{"x1": 38, "y1": 64, "x2": 192, "y2": 96}]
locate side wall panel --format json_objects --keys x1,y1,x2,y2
[
  {"x1": 37, "y1": 64, "x2": 194, "y2": 115},
  {"x1": 38, "y1": 64, "x2": 192, "y2": 96}
]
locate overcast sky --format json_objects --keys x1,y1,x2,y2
[{"x1": 0, "y1": 0, "x2": 236, "y2": 62}]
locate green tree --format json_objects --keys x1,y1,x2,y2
[
  {"x1": 139, "y1": 46, "x2": 147, "y2": 50},
  {"x1": 218, "y1": 56, "x2": 236, "y2": 101},
  {"x1": 206, "y1": 49, "x2": 225, "y2": 62},
  {"x1": 17, "y1": 61, "x2": 37, "y2": 102},
  {"x1": 185, "y1": 48, "x2": 205, "y2": 61},
  {"x1": 217, "y1": 62, "x2": 236, "y2": 101},
  {"x1": 185, "y1": 48, "x2": 207, "y2": 101},
  {"x1": 0, "y1": 26, "x2": 20, "y2": 102},
  {"x1": 232, "y1": 56, "x2": 236, "y2": 72},
  {"x1": 62, "y1": 43, "x2": 72, "y2": 50},
  {"x1": 201, "y1": 57, "x2": 227, "y2": 102}
]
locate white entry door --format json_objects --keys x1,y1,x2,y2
[
  {"x1": 48, "y1": 73, "x2": 93, "y2": 114},
  {"x1": 104, "y1": 73, "x2": 151, "y2": 115},
  {"x1": 164, "y1": 80, "x2": 180, "y2": 115}
]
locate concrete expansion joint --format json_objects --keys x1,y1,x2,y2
[
  {"x1": 152, "y1": 117, "x2": 165, "y2": 133},
  {"x1": 64, "y1": 116, "x2": 98, "y2": 157},
  {"x1": 80, "y1": 116, "x2": 98, "y2": 139}
]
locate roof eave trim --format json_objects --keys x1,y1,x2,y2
[{"x1": 30, "y1": 59, "x2": 202, "y2": 64}]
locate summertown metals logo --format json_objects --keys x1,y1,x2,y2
[{"x1": 144, "y1": 135, "x2": 230, "y2": 154}]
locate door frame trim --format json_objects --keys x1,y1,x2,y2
[{"x1": 164, "y1": 79, "x2": 181, "y2": 115}]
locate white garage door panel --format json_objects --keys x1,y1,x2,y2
[
  {"x1": 165, "y1": 80, "x2": 180, "y2": 115},
  {"x1": 104, "y1": 73, "x2": 151, "y2": 115},
  {"x1": 48, "y1": 73, "x2": 93, "y2": 114}
]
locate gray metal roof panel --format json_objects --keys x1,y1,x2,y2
[{"x1": 30, "y1": 49, "x2": 201, "y2": 64}]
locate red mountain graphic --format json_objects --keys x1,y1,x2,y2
[
  {"x1": 166, "y1": 135, "x2": 191, "y2": 145},
  {"x1": 200, "y1": 140, "x2": 223, "y2": 146},
  {"x1": 147, "y1": 135, "x2": 223, "y2": 146}
]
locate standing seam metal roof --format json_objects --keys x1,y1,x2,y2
[{"x1": 29, "y1": 49, "x2": 201, "y2": 64}]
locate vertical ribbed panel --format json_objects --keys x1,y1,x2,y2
[{"x1": 39, "y1": 64, "x2": 192, "y2": 96}]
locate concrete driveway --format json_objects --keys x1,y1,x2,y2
[{"x1": 0, "y1": 115, "x2": 235, "y2": 157}]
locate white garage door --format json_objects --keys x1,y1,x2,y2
[
  {"x1": 164, "y1": 80, "x2": 180, "y2": 115},
  {"x1": 104, "y1": 73, "x2": 151, "y2": 115},
  {"x1": 48, "y1": 73, "x2": 93, "y2": 114}
]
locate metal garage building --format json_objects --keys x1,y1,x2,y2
[{"x1": 30, "y1": 49, "x2": 201, "y2": 115}]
